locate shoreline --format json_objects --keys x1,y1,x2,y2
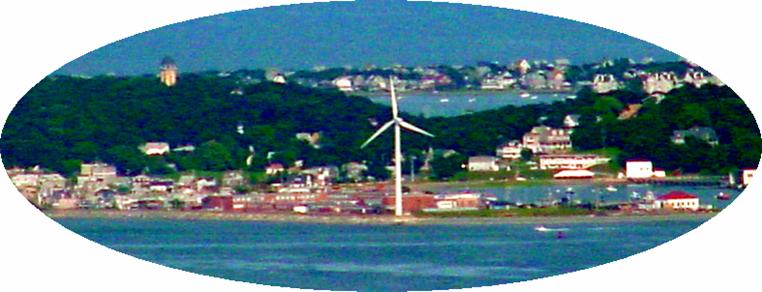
[{"x1": 46, "y1": 209, "x2": 716, "y2": 226}]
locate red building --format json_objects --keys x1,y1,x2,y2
[
  {"x1": 382, "y1": 194, "x2": 437, "y2": 213},
  {"x1": 202, "y1": 195, "x2": 234, "y2": 211}
]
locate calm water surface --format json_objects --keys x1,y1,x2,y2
[
  {"x1": 58, "y1": 215, "x2": 706, "y2": 291},
  {"x1": 366, "y1": 91, "x2": 567, "y2": 117}
]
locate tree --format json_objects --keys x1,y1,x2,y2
[{"x1": 430, "y1": 153, "x2": 467, "y2": 180}]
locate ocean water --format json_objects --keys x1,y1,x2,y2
[
  {"x1": 366, "y1": 92, "x2": 566, "y2": 117},
  {"x1": 57, "y1": 217, "x2": 706, "y2": 291}
]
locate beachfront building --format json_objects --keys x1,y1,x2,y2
[
  {"x1": 625, "y1": 159, "x2": 654, "y2": 179},
  {"x1": 522, "y1": 126, "x2": 572, "y2": 154},
  {"x1": 495, "y1": 140, "x2": 523, "y2": 160},
  {"x1": 553, "y1": 169, "x2": 595, "y2": 179},
  {"x1": 538, "y1": 154, "x2": 609, "y2": 170},
  {"x1": 655, "y1": 191, "x2": 700, "y2": 211},
  {"x1": 467, "y1": 156, "x2": 500, "y2": 172}
]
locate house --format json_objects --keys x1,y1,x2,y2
[
  {"x1": 563, "y1": 114, "x2": 581, "y2": 129},
  {"x1": 655, "y1": 191, "x2": 700, "y2": 211},
  {"x1": 140, "y1": 142, "x2": 170, "y2": 156},
  {"x1": 592, "y1": 74, "x2": 619, "y2": 94},
  {"x1": 265, "y1": 163, "x2": 285, "y2": 175},
  {"x1": 682, "y1": 70, "x2": 708, "y2": 88},
  {"x1": 547, "y1": 69, "x2": 568, "y2": 90},
  {"x1": 642, "y1": 72, "x2": 678, "y2": 95},
  {"x1": 342, "y1": 162, "x2": 368, "y2": 181},
  {"x1": 295, "y1": 132, "x2": 321, "y2": 148},
  {"x1": 222, "y1": 170, "x2": 246, "y2": 187},
  {"x1": 272, "y1": 74, "x2": 287, "y2": 84},
  {"x1": 202, "y1": 195, "x2": 234, "y2": 211},
  {"x1": 514, "y1": 59, "x2": 531, "y2": 75},
  {"x1": 625, "y1": 159, "x2": 654, "y2": 179},
  {"x1": 538, "y1": 154, "x2": 609, "y2": 170},
  {"x1": 495, "y1": 140, "x2": 523, "y2": 160},
  {"x1": 333, "y1": 76, "x2": 354, "y2": 92},
  {"x1": 523, "y1": 71, "x2": 547, "y2": 90},
  {"x1": 742, "y1": 169, "x2": 756, "y2": 186},
  {"x1": 468, "y1": 156, "x2": 500, "y2": 172},
  {"x1": 522, "y1": 126, "x2": 572, "y2": 154},
  {"x1": 302, "y1": 166, "x2": 339, "y2": 186},
  {"x1": 671, "y1": 127, "x2": 719, "y2": 146},
  {"x1": 381, "y1": 194, "x2": 436, "y2": 213}
]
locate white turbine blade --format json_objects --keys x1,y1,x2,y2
[
  {"x1": 389, "y1": 76, "x2": 399, "y2": 118},
  {"x1": 399, "y1": 120, "x2": 435, "y2": 137},
  {"x1": 361, "y1": 120, "x2": 395, "y2": 148}
]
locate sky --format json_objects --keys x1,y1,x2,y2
[{"x1": 55, "y1": 0, "x2": 679, "y2": 76}]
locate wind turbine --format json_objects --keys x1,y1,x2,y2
[{"x1": 361, "y1": 77, "x2": 434, "y2": 216}]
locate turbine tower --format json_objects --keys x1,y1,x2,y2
[{"x1": 361, "y1": 77, "x2": 434, "y2": 216}]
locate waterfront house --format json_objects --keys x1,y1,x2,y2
[
  {"x1": 671, "y1": 126, "x2": 719, "y2": 146},
  {"x1": 495, "y1": 140, "x2": 523, "y2": 160},
  {"x1": 433, "y1": 192, "x2": 484, "y2": 210},
  {"x1": 655, "y1": 191, "x2": 700, "y2": 211},
  {"x1": 522, "y1": 126, "x2": 572, "y2": 154},
  {"x1": 468, "y1": 156, "x2": 500, "y2": 172},
  {"x1": 625, "y1": 159, "x2": 654, "y2": 179},
  {"x1": 201, "y1": 195, "x2": 234, "y2": 211},
  {"x1": 538, "y1": 154, "x2": 609, "y2": 170}
]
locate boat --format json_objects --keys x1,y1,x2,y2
[
  {"x1": 716, "y1": 192, "x2": 731, "y2": 200},
  {"x1": 630, "y1": 191, "x2": 641, "y2": 200},
  {"x1": 439, "y1": 98, "x2": 449, "y2": 103},
  {"x1": 519, "y1": 92, "x2": 531, "y2": 98},
  {"x1": 605, "y1": 185, "x2": 618, "y2": 192},
  {"x1": 566, "y1": 95, "x2": 577, "y2": 100},
  {"x1": 530, "y1": 95, "x2": 538, "y2": 100},
  {"x1": 535, "y1": 225, "x2": 570, "y2": 232},
  {"x1": 468, "y1": 98, "x2": 476, "y2": 103}
]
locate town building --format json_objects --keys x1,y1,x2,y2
[
  {"x1": 159, "y1": 56, "x2": 178, "y2": 87},
  {"x1": 682, "y1": 70, "x2": 708, "y2": 88},
  {"x1": 333, "y1": 76, "x2": 354, "y2": 92},
  {"x1": 553, "y1": 169, "x2": 595, "y2": 179},
  {"x1": 625, "y1": 159, "x2": 654, "y2": 179},
  {"x1": 538, "y1": 154, "x2": 609, "y2": 170},
  {"x1": 655, "y1": 191, "x2": 700, "y2": 211},
  {"x1": 265, "y1": 163, "x2": 285, "y2": 176},
  {"x1": 522, "y1": 126, "x2": 572, "y2": 154},
  {"x1": 495, "y1": 140, "x2": 523, "y2": 160},
  {"x1": 467, "y1": 156, "x2": 500, "y2": 172},
  {"x1": 671, "y1": 127, "x2": 719, "y2": 146}
]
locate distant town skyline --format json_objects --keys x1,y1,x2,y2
[{"x1": 55, "y1": 0, "x2": 679, "y2": 76}]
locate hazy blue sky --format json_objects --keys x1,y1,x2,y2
[{"x1": 56, "y1": 0, "x2": 679, "y2": 76}]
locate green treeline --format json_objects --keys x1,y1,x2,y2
[{"x1": 1, "y1": 73, "x2": 759, "y2": 177}]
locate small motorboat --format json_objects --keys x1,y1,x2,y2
[
  {"x1": 468, "y1": 98, "x2": 476, "y2": 103},
  {"x1": 519, "y1": 92, "x2": 531, "y2": 98},
  {"x1": 716, "y1": 192, "x2": 731, "y2": 200},
  {"x1": 535, "y1": 225, "x2": 569, "y2": 232},
  {"x1": 605, "y1": 185, "x2": 618, "y2": 192},
  {"x1": 439, "y1": 98, "x2": 449, "y2": 103}
]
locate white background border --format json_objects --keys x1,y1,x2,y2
[{"x1": 1, "y1": 1, "x2": 760, "y2": 291}]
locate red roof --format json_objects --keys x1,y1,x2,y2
[{"x1": 657, "y1": 191, "x2": 698, "y2": 200}]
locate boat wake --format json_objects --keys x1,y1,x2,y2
[{"x1": 534, "y1": 226, "x2": 570, "y2": 232}]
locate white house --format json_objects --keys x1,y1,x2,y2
[
  {"x1": 592, "y1": 74, "x2": 619, "y2": 94},
  {"x1": 522, "y1": 126, "x2": 572, "y2": 154},
  {"x1": 625, "y1": 159, "x2": 654, "y2": 179},
  {"x1": 496, "y1": 140, "x2": 523, "y2": 160},
  {"x1": 655, "y1": 191, "x2": 700, "y2": 211},
  {"x1": 333, "y1": 76, "x2": 354, "y2": 92},
  {"x1": 563, "y1": 114, "x2": 581, "y2": 129},
  {"x1": 468, "y1": 156, "x2": 500, "y2": 172},
  {"x1": 538, "y1": 154, "x2": 609, "y2": 170},
  {"x1": 742, "y1": 169, "x2": 756, "y2": 186},
  {"x1": 141, "y1": 142, "x2": 170, "y2": 156}
]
